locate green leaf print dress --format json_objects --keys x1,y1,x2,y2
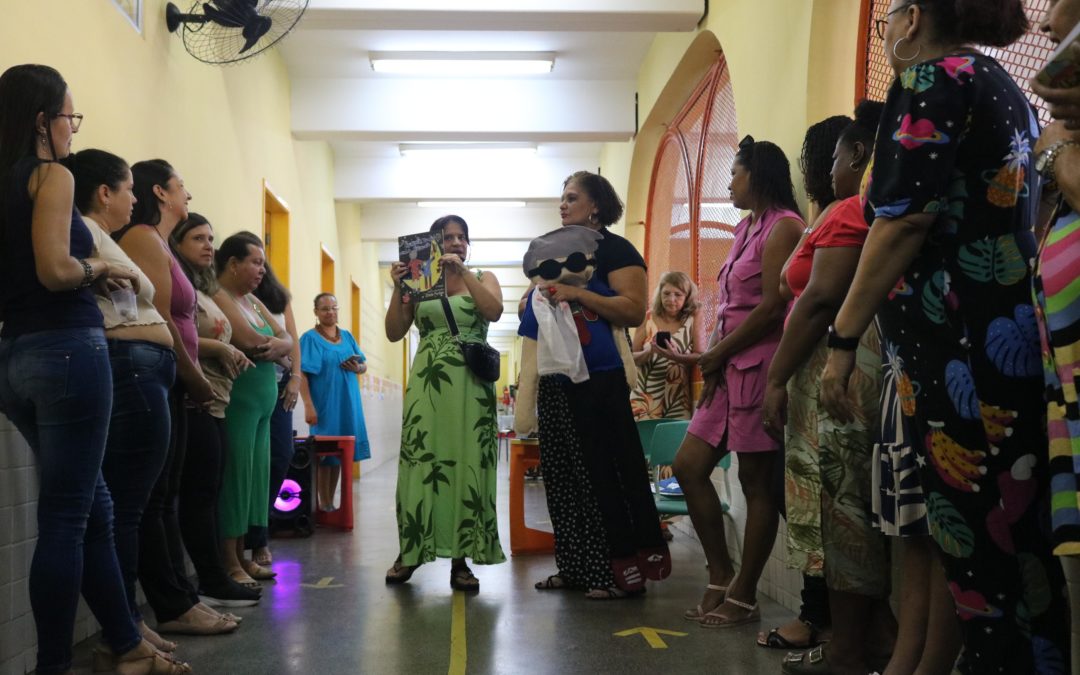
[{"x1": 395, "y1": 287, "x2": 505, "y2": 566}]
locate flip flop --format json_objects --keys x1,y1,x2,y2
[
  {"x1": 585, "y1": 587, "x2": 646, "y2": 600},
  {"x1": 385, "y1": 558, "x2": 419, "y2": 584},
  {"x1": 700, "y1": 597, "x2": 760, "y2": 629},
  {"x1": 534, "y1": 574, "x2": 570, "y2": 590},
  {"x1": 683, "y1": 583, "x2": 728, "y2": 621},
  {"x1": 157, "y1": 615, "x2": 238, "y2": 636}
]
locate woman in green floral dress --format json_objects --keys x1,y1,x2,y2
[{"x1": 383, "y1": 215, "x2": 506, "y2": 591}]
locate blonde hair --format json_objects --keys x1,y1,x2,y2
[{"x1": 651, "y1": 271, "x2": 698, "y2": 323}]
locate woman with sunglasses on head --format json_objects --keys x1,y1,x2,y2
[
  {"x1": 821, "y1": 1, "x2": 1069, "y2": 672},
  {"x1": 673, "y1": 138, "x2": 804, "y2": 628},
  {"x1": 385, "y1": 215, "x2": 505, "y2": 592},
  {"x1": 0, "y1": 65, "x2": 186, "y2": 675}
]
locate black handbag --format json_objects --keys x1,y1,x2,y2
[{"x1": 440, "y1": 297, "x2": 500, "y2": 382}]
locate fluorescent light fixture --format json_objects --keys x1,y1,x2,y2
[
  {"x1": 418, "y1": 201, "x2": 526, "y2": 209},
  {"x1": 399, "y1": 142, "x2": 537, "y2": 158},
  {"x1": 370, "y1": 51, "x2": 555, "y2": 76}
]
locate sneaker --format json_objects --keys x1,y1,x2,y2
[
  {"x1": 199, "y1": 580, "x2": 261, "y2": 608},
  {"x1": 658, "y1": 477, "x2": 683, "y2": 497}
]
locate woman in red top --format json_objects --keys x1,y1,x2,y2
[{"x1": 762, "y1": 101, "x2": 896, "y2": 675}]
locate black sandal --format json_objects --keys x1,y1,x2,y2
[
  {"x1": 757, "y1": 620, "x2": 826, "y2": 649},
  {"x1": 450, "y1": 564, "x2": 480, "y2": 592},
  {"x1": 534, "y1": 574, "x2": 569, "y2": 590},
  {"x1": 385, "y1": 558, "x2": 419, "y2": 585}
]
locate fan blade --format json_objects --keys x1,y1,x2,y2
[
  {"x1": 202, "y1": 3, "x2": 247, "y2": 28},
  {"x1": 240, "y1": 15, "x2": 273, "y2": 53}
]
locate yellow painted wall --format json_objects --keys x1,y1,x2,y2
[
  {"x1": 605, "y1": 0, "x2": 861, "y2": 251},
  {"x1": 0, "y1": 0, "x2": 354, "y2": 346}
]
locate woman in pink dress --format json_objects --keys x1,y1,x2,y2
[{"x1": 673, "y1": 137, "x2": 804, "y2": 628}]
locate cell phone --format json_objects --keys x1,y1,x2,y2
[
  {"x1": 341, "y1": 354, "x2": 363, "y2": 365},
  {"x1": 655, "y1": 331, "x2": 671, "y2": 349}
]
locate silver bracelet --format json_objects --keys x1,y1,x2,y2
[{"x1": 76, "y1": 258, "x2": 94, "y2": 289}]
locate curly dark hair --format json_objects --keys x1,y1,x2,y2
[
  {"x1": 920, "y1": 0, "x2": 1028, "y2": 48},
  {"x1": 564, "y1": 170, "x2": 624, "y2": 227},
  {"x1": 839, "y1": 100, "x2": 886, "y2": 156},
  {"x1": 800, "y1": 116, "x2": 852, "y2": 208},
  {"x1": 735, "y1": 138, "x2": 802, "y2": 218}
]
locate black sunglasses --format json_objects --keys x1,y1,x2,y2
[{"x1": 527, "y1": 252, "x2": 596, "y2": 281}]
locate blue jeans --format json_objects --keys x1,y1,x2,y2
[
  {"x1": 0, "y1": 327, "x2": 141, "y2": 674},
  {"x1": 100, "y1": 339, "x2": 175, "y2": 621}
]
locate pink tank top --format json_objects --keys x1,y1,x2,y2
[{"x1": 168, "y1": 252, "x2": 199, "y2": 363}]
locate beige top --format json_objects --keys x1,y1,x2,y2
[
  {"x1": 196, "y1": 290, "x2": 235, "y2": 419},
  {"x1": 86, "y1": 216, "x2": 167, "y2": 330}
]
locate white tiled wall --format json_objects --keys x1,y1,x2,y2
[
  {"x1": 669, "y1": 453, "x2": 806, "y2": 615},
  {"x1": 0, "y1": 390, "x2": 404, "y2": 675}
]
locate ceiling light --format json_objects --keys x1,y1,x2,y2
[
  {"x1": 370, "y1": 51, "x2": 555, "y2": 76},
  {"x1": 399, "y1": 143, "x2": 537, "y2": 158},
  {"x1": 418, "y1": 201, "x2": 526, "y2": 209}
]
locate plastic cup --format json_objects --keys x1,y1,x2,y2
[{"x1": 110, "y1": 287, "x2": 138, "y2": 322}]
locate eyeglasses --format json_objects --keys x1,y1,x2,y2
[
  {"x1": 53, "y1": 113, "x2": 84, "y2": 132},
  {"x1": 875, "y1": 3, "x2": 917, "y2": 40},
  {"x1": 526, "y1": 252, "x2": 597, "y2": 281}
]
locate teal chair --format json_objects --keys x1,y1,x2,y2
[
  {"x1": 635, "y1": 418, "x2": 668, "y2": 454},
  {"x1": 646, "y1": 420, "x2": 731, "y2": 516}
]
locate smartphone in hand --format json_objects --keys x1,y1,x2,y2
[{"x1": 655, "y1": 331, "x2": 671, "y2": 349}]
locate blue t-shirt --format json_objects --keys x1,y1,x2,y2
[{"x1": 518, "y1": 277, "x2": 623, "y2": 373}]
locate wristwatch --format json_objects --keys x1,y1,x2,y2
[
  {"x1": 826, "y1": 324, "x2": 859, "y2": 351},
  {"x1": 1035, "y1": 140, "x2": 1080, "y2": 184}
]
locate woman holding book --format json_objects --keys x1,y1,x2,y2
[
  {"x1": 298, "y1": 291, "x2": 370, "y2": 511},
  {"x1": 384, "y1": 215, "x2": 506, "y2": 591}
]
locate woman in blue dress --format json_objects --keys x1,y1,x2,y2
[{"x1": 299, "y1": 292, "x2": 371, "y2": 510}]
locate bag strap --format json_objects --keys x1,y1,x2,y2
[{"x1": 439, "y1": 297, "x2": 461, "y2": 338}]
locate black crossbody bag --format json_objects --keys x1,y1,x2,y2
[{"x1": 440, "y1": 297, "x2": 500, "y2": 382}]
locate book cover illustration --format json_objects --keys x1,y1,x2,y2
[
  {"x1": 397, "y1": 230, "x2": 445, "y2": 302},
  {"x1": 1036, "y1": 20, "x2": 1080, "y2": 89}
]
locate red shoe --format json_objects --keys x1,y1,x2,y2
[
  {"x1": 611, "y1": 555, "x2": 645, "y2": 592},
  {"x1": 639, "y1": 544, "x2": 672, "y2": 581}
]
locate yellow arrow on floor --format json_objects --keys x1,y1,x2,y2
[
  {"x1": 301, "y1": 576, "x2": 344, "y2": 588},
  {"x1": 613, "y1": 627, "x2": 688, "y2": 649}
]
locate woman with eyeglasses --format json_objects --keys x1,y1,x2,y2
[
  {"x1": 820, "y1": 1, "x2": 1068, "y2": 672},
  {"x1": 0, "y1": 65, "x2": 187, "y2": 675},
  {"x1": 673, "y1": 138, "x2": 804, "y2": 628},
  {"x1": 384, "y1": 215, "x2": 505, "y2": 592}
]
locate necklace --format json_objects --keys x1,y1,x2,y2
[{"x1": 316, "y1": 324, "x2": 340, "y2": 342}]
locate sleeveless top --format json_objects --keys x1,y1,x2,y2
[
  {"x1": 1, "y1": 157, "x2": 102, "y2": 337},
  {"x1": 85, "y1": 216, "x2": 166, "y2": 330},
  {"x1": 168, "y1": 249, "x2": 198, "y2": 363},
  {"x1": 195, "y1": 291, "x2": 235, "y2": 419},
  {"x1": 714, "y1": 206, "x2": 802, "y2": 368}
]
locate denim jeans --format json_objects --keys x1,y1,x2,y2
[
  {"x1": 100, "y1": 339, "x2": 175, "y2": 621},
  {"x1": 0, "y1": 327, "x2": 141, "y2": 674}
]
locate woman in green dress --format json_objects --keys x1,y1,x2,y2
[{"x1": 384, "y1": 215, "x2": 506, "y2": 591}]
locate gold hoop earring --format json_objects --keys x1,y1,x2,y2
[{"x1": 892, "y1": 37, "x2": 921, "y2": 62}]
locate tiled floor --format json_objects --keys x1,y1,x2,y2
[{"x1": 70, "y1": 463, "x2": 797, "y2": 674}]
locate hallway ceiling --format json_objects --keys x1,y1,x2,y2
[{"x1": 279, "y1": 0, "x2": 705, "y2": 336}]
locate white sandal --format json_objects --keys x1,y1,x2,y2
[{"x1": 683, "y1": 583, "x2": 728, "y2": 621}]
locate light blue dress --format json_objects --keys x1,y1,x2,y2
[{"x1": 300, "y1": 328, "x2": 371, "y2": 462}]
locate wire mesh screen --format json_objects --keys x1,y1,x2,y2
[
  {"x1": 644, "y1": 55, "x2": 739, "y2": 359},
  {"x1": 860, "y1": 0, "x2": 1054, "y2": 124},
  {"x1": 646, "y1": 136, "x2": 691, "y2": 297}
]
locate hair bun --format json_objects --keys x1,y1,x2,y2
[
  {"x1": 950, "y1": 0, "x2": 1028, "y2": 48},
  {"x1": 853, "y1": 100, "x2": 885, "y2": 131}
]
